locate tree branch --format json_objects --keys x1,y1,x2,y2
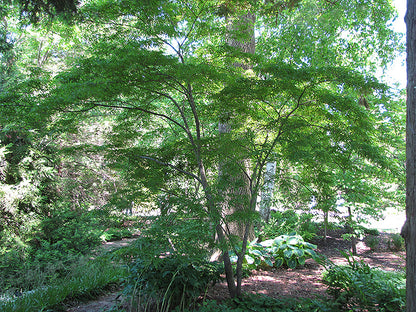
[{"x1": 138, "y1": 155, "x2": 202, "y2": 184}]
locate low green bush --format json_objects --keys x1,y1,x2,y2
[
  {"x1": 231, "y1": 234, "x2": 319, "y2": 270},
  {"x1": 31, "y1": 209, "x2": 103, "y2": 257},
  {"x1": 365, "y1": 235, "x2": 381, "y2": 252},
  {"x1": 362, "y1": 227, "x2": 380, "y2": 236},
  {"x1": 257, "y1": 210, "x2": 319, "y2": 242},
  {"x1": 322, "y1": 252, "x2": 405, "y2": 311},
  {"x1": 389, "y1": 233, "x2": 404, "y2": 251},
  {"x1": 124, "y1": 255, "x2": 224, "y2": 312},
  {"x1": 100, "y1": 227, "x2": 134, "y2": 242}
]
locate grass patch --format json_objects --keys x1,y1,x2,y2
[{"x1": 0, "y1": 256, "x2": 127, "y2": 312}]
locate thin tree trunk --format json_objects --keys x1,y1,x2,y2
[
  {"x1": 347, "y1": 206, "x2": 357, "y2": 255},
  {"x1": 323, "y1": 210, "x2": 328, "y2": 244},
  {"x1": 405, "y1": 1, "x2": 416, "y2": 311},
  {"x1": 260, "y1": 161, "x2": 277, "y2": 222}
]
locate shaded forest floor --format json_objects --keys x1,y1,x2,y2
[
  {"x1": 65, "y1": 231, "x2": 405, "y2": 312},
  {"x1": 207, "y1": 231, "x2": 405, "y2": 302}
]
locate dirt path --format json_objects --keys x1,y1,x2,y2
[
  {"x1": 66, "y1": 292, "x2": 122, "y2": 312},
  {"x1": 65, "y1": 238, "x2": 136, "y2": 312}
]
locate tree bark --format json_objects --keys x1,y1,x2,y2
[
  {"x1": 218, "y1": 12, "x2": 256, "y2": 242},
  {"x1": 216, "y1": 11, "x2": 256, "y2": 298},
  {"x1": 347, "y1": 206, "x2": 357, "y2": 255},
  {"x1": 405, "y1": 1, "x2": 416, "y2": 311}
]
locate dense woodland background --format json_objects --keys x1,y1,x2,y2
[{"x1": 0, "y1": 0, "x2": 409, "y2": 311}]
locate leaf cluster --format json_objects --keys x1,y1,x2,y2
[
  {"x1": 231, "y1": 233, "x2": 319, "y2": 270},
  {"x1": 124, "y1": 254, "x2": 224, "y2": 311}
]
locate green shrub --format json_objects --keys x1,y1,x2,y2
[
  {"x1": 257, "y1": 210, "x2": 319, "y2": 242},
  {"x1": 363, "y1": 227, "x2": 380, "y2": 236},
  {"x1": 181, "y1": 294, "x2": 337, "y2": 312},
  {"x1": 231, "y1": 234, "x2": 319, "y2": 270},
  {"x1": 322, "y1": 252, "x2": 405, "y2": 311},
  {"x1": 389, "y1": 233, "x2": 404, "y2": 251},
  {"x1": 31, "y1": 209, "x2": 102, "y2": 257},
  {"x1": 365, "y1": 235, "x2": 380, "y2": 252},
  {"x1": 124, "y1": 255, "x2": 224, "y2": 311},
  {"x1": 100, "y1": 227, "x2": 134, "y2": 242}
]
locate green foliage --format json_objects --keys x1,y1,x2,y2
[
  {"x1": 30, "y1": 209, "x2": 102, "y2": 260},
  {"x1": 181, "y1": 293, "x2": 337, "y2": 312},
  {"x1": 0, "y1": 127, "x2": 58, "y2": 231},
  {"x1": 100, "y1": 227, "x2": 133, "y2": 242},
  {"x1": 0, "y1": 0, "x2": 405, "y2": 301},
  {"x1": 124, "y1": 254, "x2": 223, "y2": 311},
  {"x1": 0, "y1": 256, "x2": 126, "y2": 312},
  {"x1": 260, "y1": 234, "x2": 319, "y2": 269},
  {"x1": 112, "y1": 211, "x2": 221, "y2": 310},
  {"x1": 322, "y1": 252, "x2": 405, "y2": 311},
  {"x1": 389, "y1": 233, "x2": 404, "y2": 251},
  {"x1": 231, "y1": 234, "x2": 319, "y2": 270},
  {"x1": 365, "y1": 235, "x2": 381, "y2": 252},
  {"x1": 257, "y1": 210, "x2": 319, "y2": 241},
  {"x1": 362, "y1": 227, "x2": 380, "y2": 236},
  {"x1": 0, "y1": 207, "x2": 135, "y2": 293}
]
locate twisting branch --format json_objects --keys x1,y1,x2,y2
[{"x1": 82, "y1": 100, "x2": 189, "y2": 133}]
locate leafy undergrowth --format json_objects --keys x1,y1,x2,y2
[
  {"x1": 0, "y1": 209, "x2": 142, "y2": 312},
  {"x1": 62, "y1": 230, "x2": 405, "y2": 312},
  {"x1": 0, "y1": 256, "x2": 127, "y2": 312},
  {"x1": 0, "y1": 224, "x2": 404, "y2": 312}
]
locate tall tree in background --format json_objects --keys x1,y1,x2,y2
[{"x1": 405, "y1": 0, "x2": 416, "y2": 311}]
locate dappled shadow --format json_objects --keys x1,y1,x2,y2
[
  {"x1": 207, "y1": 260, "x2": 329, "y2": 301},
  {"x1": 206, "y1": 243, "x2": 405, "y2": 302}
]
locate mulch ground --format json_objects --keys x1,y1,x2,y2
[{"x1": 206, "y1": 230, "x2": 405, "y2": 302}]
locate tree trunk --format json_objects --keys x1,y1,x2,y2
[
  {"x1": 260, "y1": 161, "x2": 277, "y2": 222},
  {"x1": 219, "y1": 11, "x2": 256, "y2": 241},
  {"x1": 347, "y1": 206, "x2": 357, "y2": 255},
  {"x1": 405, "y1": 2, "x2": 416, "y2": 311},
  {"x1": 217, "y1": 11, "x2": 256, "y2": 298},
  {"x1": 323, "y1": 210, "x2": 328, "y2": 244}
]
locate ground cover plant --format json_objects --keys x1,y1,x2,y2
[
  {"x1": 322, "y1": 251, "x2": 405, "y2": 311},
  {"x1": 0, "y1": 256, "x2": 127, "y2": 312},
  {"x1": 0, "y1": 207, "x2": 139, "y2": 305},
  {"x1": 231, "y1": 234, "x2": 319, "y2": 270}
]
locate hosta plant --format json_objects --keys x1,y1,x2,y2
[
  {"x1": 261, "y1": 234, "x2": 319, "y2": 269},
  {"x1": 231, "y1": 234, "x2": 319, "y2": 270}
]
